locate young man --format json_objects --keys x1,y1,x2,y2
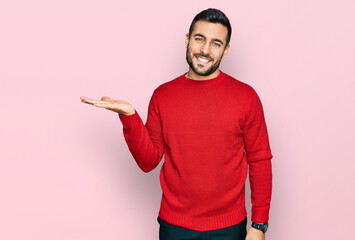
[{"x1": 81, "y1": 8, "x2": 272, "y2": 240}]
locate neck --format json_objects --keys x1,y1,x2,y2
[{"x1": 185, "y1": 69, "x2": 221, "y2": 81}]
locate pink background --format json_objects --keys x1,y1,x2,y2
[{"x1": 1, "y1": 0, "x2": 354, "y2": 239}]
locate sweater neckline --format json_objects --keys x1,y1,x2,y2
[{"x1": 179, "y1": 70, "x2": 226, "y2": 87}]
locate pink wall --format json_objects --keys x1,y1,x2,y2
[{"x1": 1, "y1": 0, "x2": 354, "y2": 239}]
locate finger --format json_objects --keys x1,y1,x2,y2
[
  {"x1": 80, "y1": 96, "x2": 92, "y2": 103},
  {"x1": 101, "y1": 96, "x2": 114, "y2": 102},
  {"x1": 93, "y1": 102, "x2": 112, "y2": 109},
  {"x1": 81, "y1": 97, "x2": 106, "y2": 105},
  {"x1": 80, "y1": 96, "x2": 95, "y2": 103}
]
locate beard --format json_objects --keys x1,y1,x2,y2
[{"x1": 185, "y1": 42, "x2": 224, "y2": 76}]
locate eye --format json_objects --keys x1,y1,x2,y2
[
  {"x1": 195, "y1": 37, "x2": 203, "y2": 41},
  {"x1": 213, "y1": 42, "x2": 221, "y2": 47}
]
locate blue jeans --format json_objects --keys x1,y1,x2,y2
[{"x1": 158, "y1": 216, "x2": 247, "y2": 240}]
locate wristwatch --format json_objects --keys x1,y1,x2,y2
[{"x1": 251, "y1": 222, "x2": 269, "y2": 233}]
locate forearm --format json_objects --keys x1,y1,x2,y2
[
  {"x1": 248, "y1": 158, "x2": 272, "y2": 223},
  {"x1": 119, "y1": 111, "x2": 164, "y2": 173}
]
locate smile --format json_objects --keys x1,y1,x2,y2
[{"x1": 196, "y1": 56, "x2": 212, "y2": 64}]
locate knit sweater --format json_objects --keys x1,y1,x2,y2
[{"x1": 118, "y1": 71, "x2": 273, "y2": 231}]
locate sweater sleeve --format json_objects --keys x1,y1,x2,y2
[
  {"x1": 243, "y1": 88, "x2": 273, "y2": 223},
  {"x1": 118, "y1": 90, "x2": 165, "y2": 173}
]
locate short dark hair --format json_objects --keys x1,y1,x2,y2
[{"x1": 188, "y1": 8, "x2": 232, "y2": 46}]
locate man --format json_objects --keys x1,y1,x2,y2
[{"x1": 81, "y1": 8, "x2": 272, "y2": 240}]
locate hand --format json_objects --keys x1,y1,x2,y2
[
  {"x1": 245, "y1": 227, "x2": 265, "y2": 240},
  {"x1": 80, "y1": 96, "x2": 135, "y2": 115}
]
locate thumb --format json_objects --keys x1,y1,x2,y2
[{"x1": 101, "y1": 96, "x2": 114, "y2": 102}]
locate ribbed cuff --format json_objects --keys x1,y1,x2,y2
[
  {"x1": 118, "y1": 110, "x2": 141, "y2": 128},
  {"x1": 251, "y1": 206, "x2": 270, "y2": 223}
]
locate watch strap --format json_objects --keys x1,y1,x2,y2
[{"x1": 251, "y1": 222, "x2": 269, "y2": 233}]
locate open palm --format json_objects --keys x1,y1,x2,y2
[{"x1": 80, "y1": 96, "x2": 135, "y2": 115}]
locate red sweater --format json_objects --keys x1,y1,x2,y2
[{"x1": 119, "y1": 71, "x2": 273, "y2": 231}]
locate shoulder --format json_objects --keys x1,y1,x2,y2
[
  {"x1": 147, "y1": 74, "x2": 185, "y2": 103},
  {"x1": 158, "y1": 74, "x2": 183, "y2": 89},
  {"x1": 152, "y1": 73, "x2": 185, "y2": 95},
  {"x1": 222, "y1": 71, "x2": 258, "y2": 97}
]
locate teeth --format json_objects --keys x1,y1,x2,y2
[{"x1": 198, "y1": 57, "x2": 210, "y2": 63}]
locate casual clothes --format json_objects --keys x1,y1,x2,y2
[{"x1": 119, "y1": 71, "x2": 272, "y2": 231}]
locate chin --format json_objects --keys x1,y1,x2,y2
[{"x1": 194, "y1": 65, "x2": 212, "y2": 75}]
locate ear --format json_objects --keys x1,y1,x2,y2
[
  {"x1": 185, "y1": 33, "x2": 190, "y2": 48},
  {"x1": 222, "y1": 44, "x2": 230, "y2": 58}
]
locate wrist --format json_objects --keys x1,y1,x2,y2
[
  {"x1": 251, "y1": 222, "x2": 269, "y2": 233},
  {"x1": 125, "y1": 109, "x2": 135, "y2": 115},
  {"x1": 120, "y1": 108, "x2": 135, "y2": 115}
]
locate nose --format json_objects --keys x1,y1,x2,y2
[{"x1": 200, "y1": 42, "x2": 210, "y2": 55}]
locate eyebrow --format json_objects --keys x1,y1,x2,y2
[{"x1": 193, "y1": 33, "x2": 224, "y2": 45}]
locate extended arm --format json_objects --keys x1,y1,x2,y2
[{"x1": 80, "y1": 93, "x2": 165, "y2": 172}]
